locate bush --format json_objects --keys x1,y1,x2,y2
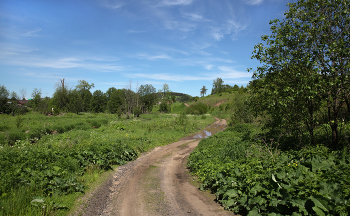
[
  {"x1": 159, "y1": 101, "x2": 170, "y2": 113},
  {"x1": 186, "y1": 102, "x2": 208, "y2": 115}
]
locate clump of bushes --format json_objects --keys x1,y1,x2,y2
[
  {"x1": 159, "y1": 101, "x2": 171, "y2": 113},
  {"x1": 186, "y1": 102, "x2": 208, "y2": 115}
]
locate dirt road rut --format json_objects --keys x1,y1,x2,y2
[{"x1": 72, "y1": 118, "x2": 234, "y2": 216}]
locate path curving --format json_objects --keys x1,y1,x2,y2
[{"x1": 71, "y1": 118, "x2": 234, "y2": 216}]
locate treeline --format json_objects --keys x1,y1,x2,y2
[{"x1": 0, "y1": 80, "x2": 194, "y2": 117}]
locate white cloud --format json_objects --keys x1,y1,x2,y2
[
  {"x1": 182, "y1": 13, "x2": 210, "y2": 22},
  {"x1": 137, "y1": 53, "x2": 171, "y2": 60},
  {"x1": 210, "y1": 19, "x2": 247, "y2": 41},
  {"x1": 100, "y1": 0, "x2": 124, "y2": 9},
  {"x1": 22, "y1": 28, "x2": 42, "y2": 37},
  {"x1": 244, "y1": 0, "x2": 263, "y2": 5},
  {"x1": 0, "y1": 52, "x2": 125, "y2": 72},
  {"x1": 163, "y1": 19, "x2": 196, "y2": 32},
  {"x1": 218, "y1": 66, "x2": 252, "y2": 78},
  {"x1": 205, "y1": 65, "x2": 214, "y2": 70},
  {"x1": 129, "y1": 73, "x2": 206, "y2": 81},
  {"x1": 129, "y1": 66, "x2": 251, "y2": 82},
  {"x1": 159, "y1": 0, "x2": 194, "y2": 6}
]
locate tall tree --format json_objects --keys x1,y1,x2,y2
[
  {"x1": 68, "y1": 89, "x2": 82, "y2": 114},
  {"x1": 53, "y1": 78, "x2": 69, "y2": 111},
  {"x1": 76, "y1": 80, "x2": 94, "y2": 112},
  {"x1": 108, "y1": 89, "x2": 125, "y2": 115},
  {"x1": 105, "y1": 87, "x2": 117, "y2": 100},
  {"x1": 200, "y1": 85, "x2": 208, "y2": 97},
  {"x1": 250, "y1": 0, "x2": 350, "y2": 148},
  {"x1": 138, "y1": 84, "x2": 157, "y2": 112},
  {"x1": 90, "y1": 90, "x2": 107, "y2": 113},
  {"x1": 0, "y1": 85, "x2": 9, "y2": 113},
  {"x1": 211, "y1": 78, "x2": 224, "y2": 95},
  {"x1": 31, "y1": 88, "x2": 42, "y2": 111},
  {"x1": 76, "y1": 80, "x2": 94, "y2": 91}
]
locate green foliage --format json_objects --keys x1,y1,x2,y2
[
  {"x1": 159, "y1": 101, "x2": 171, "y2": 113},
  {"x1": 0, "y1": 112, "x2": 216, "y2": 214},
  {"x1": 108, "y1": 89, "x2": 125, "y2": 115},
  {"x1": 170, "y1": 102, "x2": 187, "y2": 114},
  {"x1": 200, "y1": 85, "x2": 208, "y2": 97},
  {"x1": 90, "y1": 90, "x2": 107, "y2": 113},
  {"x1": 188, "y1": 128, "x2": 350, "y2": 216},
  {"x1": 174, "y1": 112, "x2": 188, "y2": 126},
  {"x1": 186, "y1": 102, "x2": 208, "y2": 115},
  {"x1": 15, "y1": 115, "x2": 24, "y2": 128},
  {"x1": 249, "y1": 0, "x2": 350, "y2": 149},
  {"x1": 138, "y1": 84, "x2": 157, "y2": 112},
  {"x1": 211, "y1": 77, "x2": 224, "y2": 95},
  {"x1": 177, "y1": 94, "x2": 191, "y2": 103}
]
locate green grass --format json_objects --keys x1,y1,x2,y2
[{"x1": 0, "y1": 112, "x2": 215, "y2": 215}]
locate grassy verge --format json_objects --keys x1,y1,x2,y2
[{"x1": 0, "y1": 113, "x2": 215, "y2": 215}]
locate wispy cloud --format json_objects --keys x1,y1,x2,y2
[
  {"x1": 136, "y1": 53, "x2": 171, "y2": 60},
  {"x1": 100, "y1": 0, "x2": 124, "y2": 9},
  {"x1": 147, "y1": 44, "x2": 189, "y2": 55},
  {"x1": 182, "y1": 13, "x2": 210, "y2": 22},
  {"x1": 218, "y1": 66, "x2": 252, "y2": 78},
  {"x1": 159, "y1": 0, "x2": 194, "y2": 6},
  {"x1": 205, "y1": 65, "x2": 214, "y2": 70},
  {"x1": 244, "y1": 0, "x2": 264, "y2": 5},
  {"x1": 0, "y1": 51, "x2": 125, "y2": 72},
  {"x1": 163, "y1": 19, "x2": 196, "y2": 32},
  {"x1": 22, "y1": 28, "x2": 42, "y2": 37},
  {"x1": 129, "y1": 73, "x2": 205, "y2": 81},
  {"x1": 210, "y1": 19, "x2": 247, "y2": 41},
  {"x1": 129, "y1": 66, "x2": 251, "y2": 82}
]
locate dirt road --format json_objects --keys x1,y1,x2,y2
[{"x1": 72, "y1": 118, "x2": 234, "y2": 216}]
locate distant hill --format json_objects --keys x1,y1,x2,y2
[{"x1": 170, "y1": 92, "x2": 191, "y2": 97}]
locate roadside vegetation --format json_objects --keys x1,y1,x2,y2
[
  {"x1": 188, "y1": 0, "x2": 350, "y2": 215},
  {"x1": 0, "y1": 112, "x2": 215, "y2": 215}
]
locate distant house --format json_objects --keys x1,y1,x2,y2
[{"x1": 17, "y1": 100, "x2": 29, "y2": 106}]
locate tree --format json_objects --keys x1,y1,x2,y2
[
  {"x1": 249, "y1": 0, "x2": 350, "y2": 148},
  {"x1": 31, "y1": 88, "x2": 42, "y2": 110},
  {"x1": 211, "y1": 78, "x2": 224, "y2": 95},
  {"x1": 76, "y1": 80, "x2": 94, "y2": 112},
  {"x1": 68, "y1": 89, "x2": 82, "y2": 114},
  {"x1": 200, "y1": 86, "x2": 208, "y2": 97},
  {"x1": 76, "y1": 80, "x2": 94, "y2": 91},
  {"x1": 160, "y1": 83, "x2": 171, "y2": 100},
  {"x1": 105, "y1": 87, "x2": 117, "y2": 100},
  {"x1": 138, "y1": 84, "x2": 157, "y2": 112},
  {"x1": 53, "y1": 78, "x2": 69, "y2": 111},
  {"x1": 90, "y1": 90, "x2": 107, "y2": 113},
  {"x1": 108, "y1": 89, "x2": 125, "y2": 115},
  {"x1": 10, "y1": 91, "x2": 19, "y2": 100},
  {"x1": 0, "y1": 85, "x2": 9, "y2": 113}
]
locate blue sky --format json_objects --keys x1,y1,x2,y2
[{"x1": 0, "y1": 0, "x2": 290, "y2": 98}]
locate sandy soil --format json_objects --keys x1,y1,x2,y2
[{"x1": 71, "y1": 118, "x2": 235, "y2": 216}]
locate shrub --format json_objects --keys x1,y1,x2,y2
[
  {"x1": 159, "y1": 101, "x2": 170, "y2": 113},
  {"x1": 186, "y1": 102, "x2": 208, "y2": 115}
]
